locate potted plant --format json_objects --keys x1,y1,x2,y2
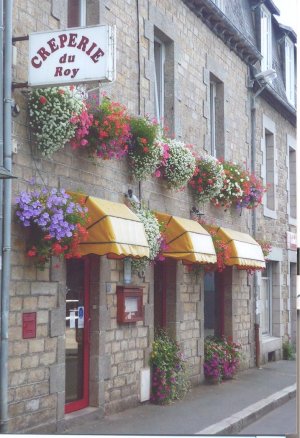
[
  {"x1": 203, "y1": 337, "x2": 224, "y2": 383},
  {"x1": 155, "y1": 137, "x2": 196, "y2": 190},
  {"x1": 221, "y1": 339, "x2": 241, "y2": 379},
  {"x1": 71, "y1": 95, "x2": 131, "y2": 159},
  {"x1": 236, "y1": 173, "x2": 267, "y2": 210},
  {"x1": 127, "y1": 116, "x2": 161, "y2": 180},
  {"x1": 211, "y1": 160, "x2": 249, "y2": 209},
  {"x1": 29, "y1": 86, "x2": 88, "y2": 157},
  {"x1": 127, "y1": 199, "x2": 166, "y2": 272},
  {"x1": 15, "y1": 188, "x2": 89, "y2": 270},
  {"x1": 189, "y1": 154, "x2": 225, "y2": 204},
  {"x1": 149, "y1": 330, "x2": 190, "y2": 404},
  {"x1": 204, "y1": 336, "x2": 241, "y2": 382}
]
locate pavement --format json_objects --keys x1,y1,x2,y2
[{"x1": 63, "y1": 359, "x2": 296, "y2": 436}]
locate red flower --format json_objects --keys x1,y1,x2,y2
[
  {"x1": 27, "y1": 247, "x2": 37, "y2": 257},
  {"x1": 39, "y1": 96, "x2": 47, "y2": 105},
  {"x1": 143, "y1": 147, "x2": 149, "y2": 153},
  {"x1": 58, "y1": 89, "x2": 65, "y2": 95},
  {"x1": 52, "y1": 242, "x2": 64, "y2": 255}
]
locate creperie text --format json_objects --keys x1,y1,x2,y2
[{"x1": 31, "y1": 32, "x2": 105, "y2": 69}]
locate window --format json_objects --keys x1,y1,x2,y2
[
  {"x1": 209, "y1": 74, "x2": 224, "y2": 159},
  {"x1": 265, "y1": 129, "x2": 275, "y2": 211},
  {"x1": 285, "y1": 37, "x2": 295, "y2": 106},
  {"x1": 261, "y1": 263, "x2": 272, "y2": 335},
  {"x1": 154, "y1": 37, "x2": 165, "y2": 126},
  {"x1": 260, "y1": 5, "x2": 272, "y2": 71},
  {"x1": 288, "y1": 146, "x2": 296, "y2": 219},
  {"x1": 68, "y1": 0, "x2": 86, "y2": 27},
  {"x1": 153, "y1": 28, "x2": 174, "y2": 132}
]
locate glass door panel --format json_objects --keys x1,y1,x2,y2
[{"x1": 65, "y1": 258, "x2": 89, "y2": 412}]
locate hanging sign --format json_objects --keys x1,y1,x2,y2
[{"x1": 28, "y1": 25, "x2": 116, "y2": 87}]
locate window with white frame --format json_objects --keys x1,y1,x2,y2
[
  {"x1": 154, "y1": 37, "x2": 165, "y2": 126},
  {"x1": 285, "y1": 37, "x2": 295, "y2": 106},
  {"x1": 210, "y1": 81, "x2": 217, "y2": 157},
  {"x1": 68, "y1": 0, "x2": 86, "y2": 27},
  {"x1": 261, "y1": 263, "x2": 272, "y2": 335},
  {"x1": 288, "y1": 146, "x2": 296, "y2": 219},
  {"x1": 260, "y1": 5, "x2": 272, "y2": 71},
  {"x1": 209, "y1": 73, "x2": 225, "y2": 159},
  {"x1": 265, "y1": 128, "x2": 275, "y2": 211}
]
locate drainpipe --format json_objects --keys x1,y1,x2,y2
[
  {"x1": 250, "y1": 77, "x2": 268, "y2": 369},
  {"x1": 1, "y1": 0, "x2": 13, "y2": 433},
  {"x1": 250, "y1": 95, "x2": 260, "y2": 368}
]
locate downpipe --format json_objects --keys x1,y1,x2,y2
[
  {"x1": 1, "y1": 0, "x2": 13, "y2": 433},
  {"x1": 250, "y1": 89, "x2": 261, "y2": 369}
]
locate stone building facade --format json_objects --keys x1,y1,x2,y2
[{"x1": 1, "y1": 0, "x2": 296, "y2": 433}]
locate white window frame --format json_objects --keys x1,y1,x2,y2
[
  {"x1": 68, "y1": 0, "x2": 87, "y2": 27},
  {"x1": 210, "y1": 81, "x2": 217, "y2": 157},
  {"x1": 261, "y1": 263, "x2": 272, "y2": 335},
  {"x1": 287, "y1": 135, "x2": 297, "y2": 225},
  {"x1": 262, "y1": 115, "x2": 277, "y2": 219},
  {"x1": 285, "y1": 37, "x2": 295, "y2": 106},
  {"x1": 260, "y1": 5, "x2": 272, "y2": 71},
  {"x1": 154, "y1": 37, "x2": 165, "y2": 126}
]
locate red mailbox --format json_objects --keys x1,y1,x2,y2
[
  {"x1": 22, "y1": 312, "x2": 37, "y2": 339},
  {"x1": 117, "y1": 286, "x2": 143, "y2": 323}
]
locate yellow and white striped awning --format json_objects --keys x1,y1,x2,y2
[
  {"x1": 214, "y1": 227, "x2": 266, "y2": 269},
  {"x1": 70, "y1": 193, "x2": 150, "y2": 259},
  {"x1": 155, "y1": 212, "x2": 217, "y2": 264}
]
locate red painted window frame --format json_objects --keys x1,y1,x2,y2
[{"x1": 65, "y1": 257, "x2": 90, "y2": 414}]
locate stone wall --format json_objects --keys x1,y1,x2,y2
[{"x1": 8, "y1": 0, "x2": 296, "y2": 432}]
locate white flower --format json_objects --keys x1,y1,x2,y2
[
  {"x1": 159, "y1": 138, "x2": 196, "y2": 190},
  {"x1": 29, "y1": 86, "x2": 85, "y2": 157}
]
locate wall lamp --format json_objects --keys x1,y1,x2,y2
[
  {"x1": 254, "y1": 68, "x2": 277, "y2": 85},
  {"x1": 125, "y1": 189, "x2": 140, "y2": 206},
  {"x1": 190, "y1": 206, "x2": 205, "y2": 220}
]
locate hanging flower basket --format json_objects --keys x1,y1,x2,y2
[
  {"x1": 29, "y1": 86, "x2": 87, "y2": 157},
  {"x1": 235, "y1": 173, "x2": 267, "y2": 210},
  {"x1": 127, "y1": 116, "x2": 161, "y2": 180},
  {"x1": 155, "y1": 138, "x2": 196, "y2": 190},
  {"x1": 189, "y1": 154, "x2": 225, "y2": 204},
  {"x1": 211, "y1": 160, "x2": 249, "y2": 209},
  {"x1": 71, "y1": 96, "x2": 131, "y2": 160},
  {"x1": 127, "y1": 200, "x2": 165, "y2": 272},
  {"x1": 15, "y1": 188, "x2": 89, "y2": 270}
]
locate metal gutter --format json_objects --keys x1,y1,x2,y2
[{"x1": 0, "y1": 0, "x2": 13, "y2": 433}]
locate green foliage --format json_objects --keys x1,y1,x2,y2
[
  {"x1": 149, "y1": 330, "x2": 190, "y2": 404},
  {"x1": 282, "y1": 340, "x2": 296, "y2": 360}
]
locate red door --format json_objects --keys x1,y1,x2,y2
[
  {"x1": 65, "y1": 257, "x2": 90, "y2": 413},
  {"x1": 154, "y1": 259, "x2": 177, "y2": 330}
]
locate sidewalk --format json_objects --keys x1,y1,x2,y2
[{"x1": 63, "y1": 360, "x2": 296, "y2": 435}]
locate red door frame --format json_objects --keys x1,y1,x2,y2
[{"x1": 65, "y1": 257, "x2": 90, "y2": 414}]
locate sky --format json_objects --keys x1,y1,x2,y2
[{"x1": 272, "y1": 0, "x2": 298, "y2": 32}]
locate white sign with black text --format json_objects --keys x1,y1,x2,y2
[{"x1": 28, "y1": 25, "x2": 116, "y2": 87}]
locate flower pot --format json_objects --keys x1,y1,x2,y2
[{"x1": 205, "y1": 375, "x2": 220, "y2": 385}]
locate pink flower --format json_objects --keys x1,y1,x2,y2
[
  {"x1": 154, "y1": 169, "x2": 161, "y2": 177},
  {"x1": 39, "y1": 96, "x2": 47, "y2": 105}
]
